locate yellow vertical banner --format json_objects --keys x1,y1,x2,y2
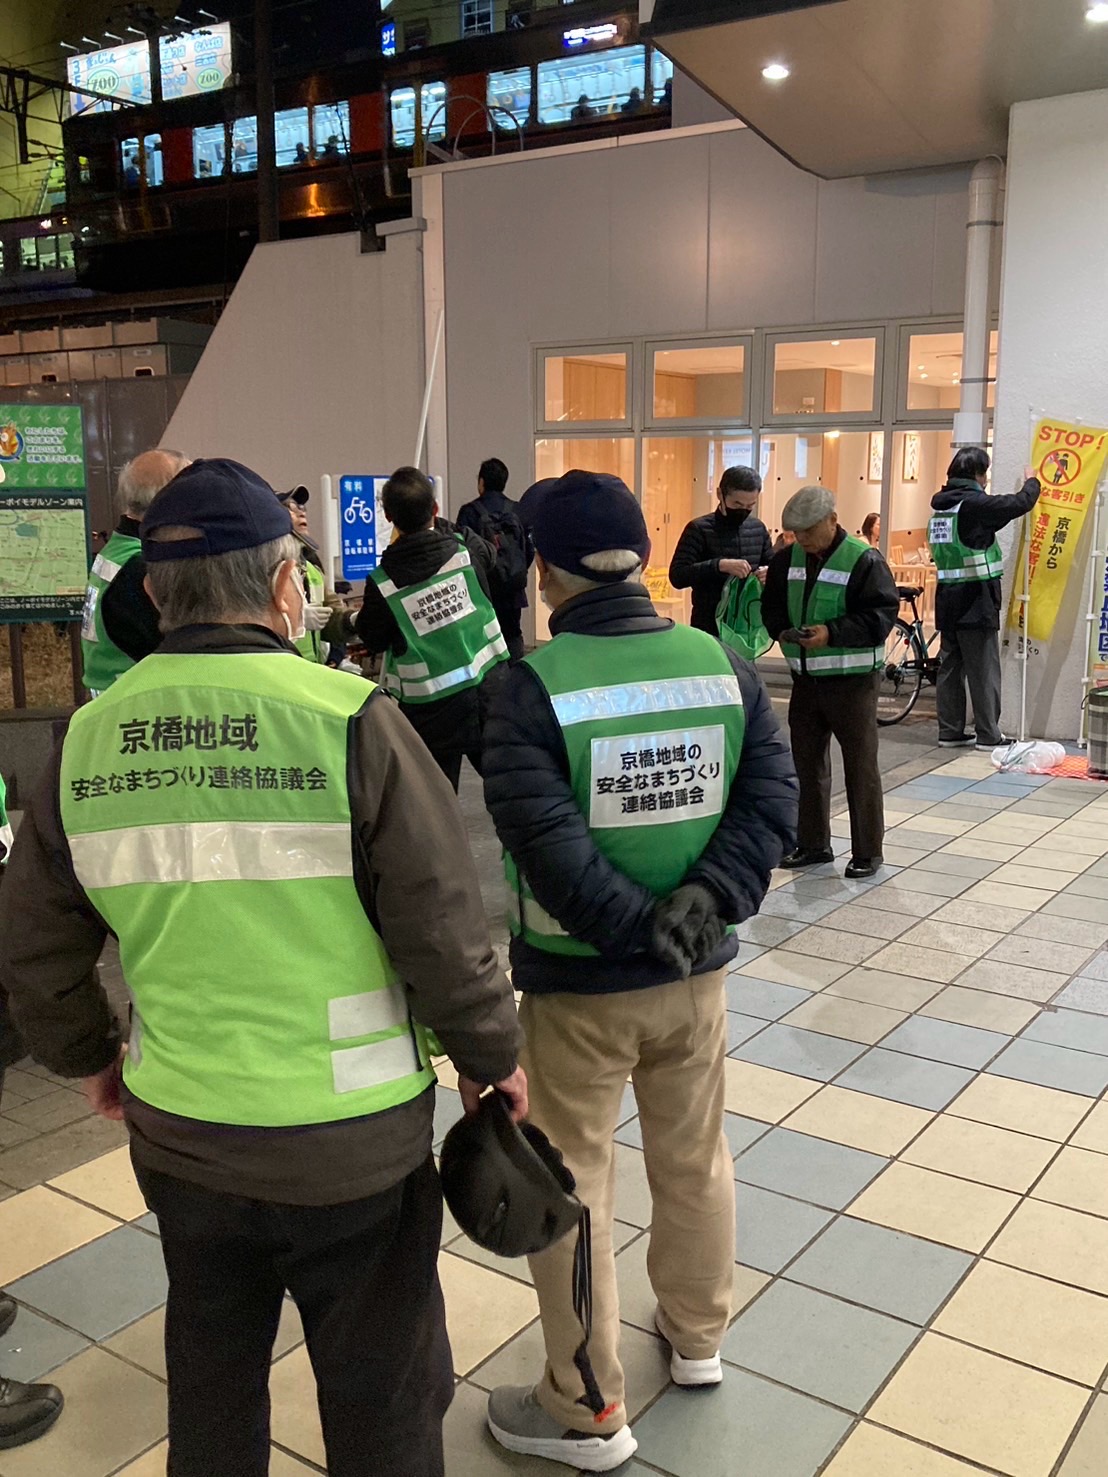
[{"x1": 1007, "y1": 417, "x2": 1108, "y2": 642}]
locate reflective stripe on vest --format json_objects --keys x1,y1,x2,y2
[
  {"x1": 58, "y1": 652, "x2": 434, "y2": 1127},
  {"x1": 927, "y1": 504, "x2": 1005, "y2": 583},
  {"x1": 780, "y1": 536, "x2": 884, "y2": 678},
  {"x1": 81, "y1": 530, "x2": 143, "y2": 693},
  {"x1": 504, "y1": 627, "x2": 746, "y2": 958},
  {"x1": 371, "y1": 542, "x2": 508, "y2": 703}
]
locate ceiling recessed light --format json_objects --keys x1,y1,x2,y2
[
  {"x1": 762, "y1": 62, "x2": 790, "y2": 81},
  {"x1": 830, "y1": 340, "x2": 841, "y2": 346},
  {"x1": 920, "y1": 373, "x2": 929, "y2": 380},
  {"x1": 825, "y1": 429, "x2": 840, "y2": 440},
  {"x1": 1086, "y1": 3, "x2": 1108, "y2": 22}
]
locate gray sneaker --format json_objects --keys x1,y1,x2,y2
[{"x1": 487, "y1": 1386, "x2": 637, "y2": 1472}]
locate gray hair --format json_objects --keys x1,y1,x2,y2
[
  {"x1": 782, "y1": 485, "x2": 836, "y2": 532},
  {"x1": 146, "y1": 530, "x2": 299, "y2": 632},
  {"x1": 117, "y1": 448, "x2": 190, "y2": 519},
  {"x1": 546, "y1": 549, "x2": 643, "y2": 597}
]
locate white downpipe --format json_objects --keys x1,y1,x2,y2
[
  {"x1": 413, "y1": 307, "x2": 445, "y2": 470},
  {"x1": 319, "y1": 473, "x2": 338, "y2": 585},
  {"x1": 953, "y1": 158, "x2": 1004, "y2": 450}
]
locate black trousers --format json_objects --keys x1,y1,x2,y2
[
  {"x1": 133, "y1": 1153, "x2": 453, "y2": 1477},
  {"x1": 936, "y1": 626, "x2": 1003, "y2": 745},
  {"x1": 788, "y1": 671, "x2": 885, "y2": 861}
]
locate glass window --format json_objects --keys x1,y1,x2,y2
[
  {"x1": 770, "y1": 335, "x2": 879, "y2": 418},
  {"x1": 121, "y1": 134, "x2": 163, "y2": 187},
  {"x1": 906, "y1": 329, "x2": 997, "y2": 412},
  {"x1": 275, "y1": 107, "x2": 311, "y2": 167},
  {"x1": 192, "y1": 122, "x2": 226, "y2": 178},
  {"x1": 20, "y1": 237, "x2": 37, "y2": 271},
  {"x1": 760, "y1": 430, "x2": 873, "y2": 544},
  {"x1": 390, "y1": 84, "x2": 447, "y2": 148},
  {"x1": 313, "y1": 102, "x2": 350, "y2": 157},
  {"x1": 543, "y1": 351, "x2": 629, "y2": 424},
  {"x1": 886, "y1": 427, "x2": 953, "y2": 637},
  {"x1": 651, "y1": 49, "x2": 674, "y2": 105},
  {"x1": 232, "y1": 117, "x2": 257, "y2": 172},
  {"x1": 651, "y1": 342, "x2": 746, "y2": 422},
  {"x1": 461, "y1": 0, "x2": 494, "y2": 36},
  {"x1": 56, "y1": 233, "x2": 76, "y2": 270},
  {"x1": 537, "y1": 45, "x2": 647, "y2": 125},
  {"x1": 36, "y1": 237, "x2": 58, "y2": 270},
  {"x1": 488, "y1": 67, "x2": 531, "y2": 130}
]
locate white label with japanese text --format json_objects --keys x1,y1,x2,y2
[
  {"x1": 589, "y1": 725, "x2": 726, "y2": 828},
  {"x1": 401, "y1": 574, "x2": 475, "y2": 637}
]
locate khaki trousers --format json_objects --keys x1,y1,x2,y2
[{"x1": 520, "y1": 971, "x2": 735, "y2": 1434}]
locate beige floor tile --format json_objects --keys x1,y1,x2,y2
[
  {"x1": 1039, "y1": 832, "x2": 1105, "y2": 857},
  {"x1": 780, "y1": 993, "x2": 906, "y2": 1044},
  {"x1": 1033, "y1": 1146, "x2": 1108, "y2": 1219},
  {"x1": 0, "y1": 1347, "x2": 167, "y2": 1477},
  {"x1": 881, "y1": 844, "x2": 933, "y2": 867},
  {"x1": 722, "y1": 1057, "x2": 820, "y2": 1121},
  {"x1": 897, "y1": 920, "x2": 1003, "y2": 959},
  {"x1": 932, "y1": 898, "x2": 1032, "y2": 931},
  {"x1": 864, "y1": 943, "x2": 974, "y2": 984},
  {"x1": 847, "y1": 1162, "x2": 1017, "y2": 1252},
  {"x1": 782, "y1": 1085, "x2": 933, "y2": 1156},
  {"x1": 903, "y1": 1115, "x2": 1058, "y2": 1193},
  {"x1": 48, "y1": 1145, "x2": 148, "y2": 1221},
  {"x1": 778, "y1": 926, "x2": 884, "y2": 965},
  {"x1": 736, "y1": 950, "x2": 851, "y2": 989},
  {"x1": 933, "y1": 756, "x2": 998, "y2": 777},
  {"x1": 837, "y1": 885, "x2": 943, "y2": 919},
  {"x1": 1071, "y1": 1101, "x2": 1108, "y2": 1154},
  {"x1": 1016, "y1": 914, "x2": 1108, "y2": 949},
  {"x1": 919, "y1": 985, "x2": 1040, "y2": 1034},
  {"x1": 439, "y1": 1250, "x2": 541, "y2": 1375},
  {"x1": 989, "y1": 1199, "x2": 1108, "y2": 1295},
  {"x1": 969, "y1": 814, "x2": 1061, "y2": 838},
  {"x1": 1059, "y1": 1395, "x2": 1108, "y2": 1476},
  {"x1": 269, "y1": 1345, "x2": 325, "y2": 1466},
  {"x1": 957, "y1": 958, "x2": 1070, "y2": 1002},
  {"x1": 985, "y1": 936, "x2": 1096, "y2": 975},
  {"x1": 960, "y1": 879, "x2": 1061, "y2": 911},
  {"x1": 822, "y1": 1425, "x2": 983, "y2": 1476},
  {"x1": 935, "y1": 1259, "x2": 1108, "y2": 1385},
  {"x1": 891, "y1": 813, "x2": 975, "y2": 837},
  {"x1": 869, "y1": 1333, "x2": 1088, "y2": 1477},
  {"x1": 0, "y1": 1184, "x2": 117, "y2": 1284},
  {"x1": 268, "y1": 1454, "x2": 316, "y2": 1476},
  {"x1": 939, "y1": 837, "x2": 1023, "y2": 862},
  {"x1": 949, "y1": 1075, "x2": 1093, "y2": 1140},
  {"x1": 1020, "y1": 846, "x2": 1095, "y2": 872},
  {"x1": 825, "y1": 968, "x2": 943, "y2": 1013},
  {"x1": 434, "y1": 1058, "x2": 460, "y2": 1091},
  {"x1": 986, "y1": 863, "x2": 1075, "y2": 891},
  {"x1": 112, "y1": 1444, "x2": 168, "y2": 1477},
  {"x1": 819, "y1": 903, "x2": 914, "y2": 941}
]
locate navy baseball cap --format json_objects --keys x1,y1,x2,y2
[
  {"x1": 531, "y1": 470, "x2": 650, "y2": 582},
  {"x1": 143, "y1": 458, "x2": 293, "y2": 563},
  {"x1": 278, "y1": 485, "x2": 309, "y2": 505}
]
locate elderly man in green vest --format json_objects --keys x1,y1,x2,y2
[
  {"x1": 0, "y1": 458, "x2": 526, "y2": 1477},
  {"x1": 762, "y1": 484, "x2": 900, "y2": 880},
  {"x1": 276, "y1": 483, "x2": 352, "y2": 663},
  {"x1": 81, "y1": 447, "x2": 190, "y2": 694}
]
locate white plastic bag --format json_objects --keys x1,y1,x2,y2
[{"x1": 991, "y1": 740, "x2": 1066, "y2": 774}]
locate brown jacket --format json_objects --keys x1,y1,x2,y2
[{"x1": 0, "y1": 624, "x2": 521, "y2": 1203}]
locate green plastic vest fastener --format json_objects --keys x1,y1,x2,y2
[
  {"x1": 80, "y1": 530, "x2": 143, "y2": 693},
  {"x1": 927, "y1": 502, "x2": 1005, "y2": 584},
  {"x1": 59, "y1": 651, "x2": 436, "y2": 1127},
  {"x1": 780, "y1": 535, "x2": 885, "y2": 677}
]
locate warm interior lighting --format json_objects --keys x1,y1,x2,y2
[
  {"x1": 761, "y1": 63, "x2": 790, "y2": 81},
  {"x1": 1086, "y1": 3, "x2": 1108, "y2": 22}
]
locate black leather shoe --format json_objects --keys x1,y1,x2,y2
[
  {"x1": 845, "y1": 857, "x2": 882, "y2": 879},
  {"x1": 0, "y1": 1377, "x2": 64, "y2": 1449},
  {"x1": 0, "y1": 1296, "x2": 15, "y2": 1339},
  {"x1": 780, "y1": 848, "x2": 835, "y2": 869}
]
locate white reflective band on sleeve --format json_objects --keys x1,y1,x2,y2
[
  {"x1": 509, "y1": 886, "x2": 571, "y2": 939},
  {"x1": 787, "y1": 567, "x2": 806, "y2": 582},
  {"x1": 551, "y1": 674, "x2": 742, "y2": 728},
  {"x1": 91, "y1": 553, "x2": 122, "y2": 581},
  {"x1": 789, "y1": 647, "x2": 884, "y2": 672},
  {"x1": 328, "y1": 983, "x2": 409, "y2": 1042},
  {"x1": 331, "y1": 1032, "x2": 420, "y2": 1094},
  {"x1": 395, "y1": 658, "x2": 431, "y2": 678},
  {"x1": 394, "y1": 633, "x2": 507, "y2": 699},
  {"x1": 69, "y1": 821, "x2": 353, "y2": 890},
  {"x1": 816, "y1": 568, "x2": 851, "y2": 585}
]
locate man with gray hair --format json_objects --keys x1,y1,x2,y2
[
  {"x1": 81, "y1": 447, "x2": 190, "y2": 694},
  {"x1": 1, "y1": 458, "x2": 526, "y2": 1477},
  {"x1": 762, "y1": 484, "x2": 899, "y2": 880}
]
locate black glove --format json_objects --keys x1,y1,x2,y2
[{"x1": 651, "y1": 883, "x2": 725, "y2": 979}]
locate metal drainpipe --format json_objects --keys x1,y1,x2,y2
[{"x1": 953, "y1": 157, "x2": 1004, "y2": 449}]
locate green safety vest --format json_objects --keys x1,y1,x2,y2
[
  {"x1": 369, "y1": 541, "x2": 508, "y2": 703},
  {"x1": 0, "y1": 771, "x2": 11, "y2": 866},
  {"x1": 927, "y1": 503, "x2": 1004, "y2": 584},
  {"x1": 780, "y1": 536, "x2": 884, "y2": 677},
  {"x1": 80, "y1": 530, "x2": 143, "y2": 694},
  {"x1": 58, "y1": 651, "x2": 435, "y2": 1127},
  {"x1": 294, "y1": 559, "x2": 327, "y2": 663},
  {"x1": 505, "y1": 626, "x2": 746, "y2": 957}
]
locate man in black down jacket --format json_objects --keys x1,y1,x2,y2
[
  {"x1": 481, "y1": 471, "x2": 797, "y2": 1471},
  {"x1": 668, "y1": 465, "x2": 774, "y2": 634}
]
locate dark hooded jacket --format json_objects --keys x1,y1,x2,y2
[{"x1": 930, "y1": 476, "x2": 1041, "y2": 630}]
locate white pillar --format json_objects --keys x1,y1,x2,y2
[{"x1": 953, "y1": 158, "x2": 1003, "y2": 450}]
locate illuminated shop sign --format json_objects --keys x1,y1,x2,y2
[
  {"x1": 66, "y1": 23, "x2": 232, "y2": 113},
  {"x1": 381, "y1": 20, "x2": 397, "y2": 55},
  {"x1": 563, "y1": 23, "x2": 619, "y2": 47}
]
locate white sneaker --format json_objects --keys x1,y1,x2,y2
[
  {"x1": 655, "y1": 1316, "x2": 723, "y2": 1387},
  {"x1": 487, "y1": 1386, "x2": 637, "y2": 1472}
]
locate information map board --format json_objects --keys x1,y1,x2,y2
[{"x1": 0, "y1": 406, "x2": 90, "y2": 623}]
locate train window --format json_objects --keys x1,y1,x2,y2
[
  {"x1": 312, "y1": 103, "x2": 351, "y2": 158},
  {"x1": 20, "y1": 238, "x2": 37, "y2": 272},
  {"x1": 232, "y1": 117, "x2": 258, "y2": 173},
  {"x1": 390, "y1": 83, "x2": 447, "y2": 148},
  {"x1": 536, "y1": 44, "x2": 647, "y2": 125},
  {"x1": 488, "y1": 67, "x2": 531, "y2": 130},
  {"x1": 461, "y1": 0, "x2": 494, "y2": 37},
  {"x1": 57, "y1": 234, "x2": 76, "y2": 270},
  {"x1": 36, "y1": 238, "x2": 58, "y2": 270},
  {"x1": 121, "y1": 135, "x2": 164, "y2": 187},
  {"x1": 651, "y1": 50, "x2": 674, "y2": 105},
  {"x1": 193, "y1": 123, "x2": 227, "y2": 178},
  {"x1": 275, "y1": 107, "x2": 311, "y2": 166}
]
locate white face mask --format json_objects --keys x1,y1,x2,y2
[{"x1": 272, "y1": 561, "x2": 306, "y2": 642}]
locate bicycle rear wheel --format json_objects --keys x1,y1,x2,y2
[{"x1": 877, "y1": 619, "x2": 925, "y2": 726}]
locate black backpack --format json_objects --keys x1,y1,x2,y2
[{"x1": 475, "y1": 503, "x2": 531, "y2": 598}]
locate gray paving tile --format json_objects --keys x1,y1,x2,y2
[
  {"x1": 614, "y1": 1143, "x2": 654, "y2": 1228},
  {"x1": 725, "y1": 975, "x2": 812, "y2": 1021},
  {"x1": 616, "y1": 1111, "x2": 770, "y2": 1159},
  {"x1": 1065, "y1": 874, "x2": 1108, "y2": 901},
  {"x1": 735, "y1": 915, "x2": 807, "y2": 947},
  {"x1": 988, "y1": 1038, "x2": 1108, "y2": 1097},
  {"x1": 730, "y1": 1024, "x2": 865, "y2": 1082},
  {"x1": 787, "y1": 1216, "x2": 972, "y2": 1324},
  {"x1": 444, "y1": 1381, "x2": 580, "y2": 1477},
  {"x1": 878, "y1": 828, "x2": 944, "y2": 852},
  {"x1": 783, "y1": 878, "x2": 887, "y2": 902},
  {"x1": 722, "y1": 1278, "x2": 918, "y2": 1413},
  {"x1": 616, "y1": 1082, "x2": 638, "y2": 1127},
  {"x1": 732, "y1": 940, "x2": 769, "y2": 970},
  {"x1": 878, "y1": 868, "x2": 973, "y2": 899},
  {"x1": 134, "y1": 1211, "x2": 160, "y2": 1237},
  {"x1": 733, "y1": 1128, "x2": 886, "y2": 1211},
  {"x1": 2, "y1": 1088, "x2": 90, "y2": 1132},
  {"x1": 881, "y1": 1015, "x2": 1009, "y2": 1069},
  {"x1": 432, "y1": 1084, "x2": 464, "y2": 1149},
  {"x1": 727, "y1": 1011, "x2": 769, "y2": 1051},
  {"x1": 0, "y1": 1113, "x2": 129, "y2": 1188},
  {"x1": 1078, "y1": 951, "x2": 1108, "y2": 981},
  {"x1": 631, "y1": 1371, "x2": 852, "y2": 1477},
  {"x1": 735, "y1": 1184, "x2": 833, "y2": 1274},
  {"x1": 1022, "y1": 1007, "x2": 1108, "y2": 1057},
  {"x1": 0, "y1": 1303, "x2": 89, "y2": 1381},
  {"x1": 759, "y1": 892, "x2": 841, "y2": 924},
  {"x1": 7, "y1": 1225, "x2": 169, "y2": 1340},
  {"x1": 834, "y1": 1048, "x2": 975, "y2": 1110},
  {"x1": 1042, "y1": 894, "x2": 1108, "y2": 925},
  {"x1": 1055, "y1": 977, "x2": 1108, "y2": 1015}
]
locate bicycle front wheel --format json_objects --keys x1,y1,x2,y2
[{"x1": 877, "y1": 619, "x2": 925, "y2": 726}]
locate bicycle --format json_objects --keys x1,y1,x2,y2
[{"x1": 877, "y1": 585, "x2": 940, "y2": 725}]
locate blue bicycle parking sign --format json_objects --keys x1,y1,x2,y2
[{"x1": 338, "y1": 475, "x2": 390, "y2": 580}]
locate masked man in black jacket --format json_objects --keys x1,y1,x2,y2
[{"x1": 669, "y1": 466, "x2": 773, "y2": 634}]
